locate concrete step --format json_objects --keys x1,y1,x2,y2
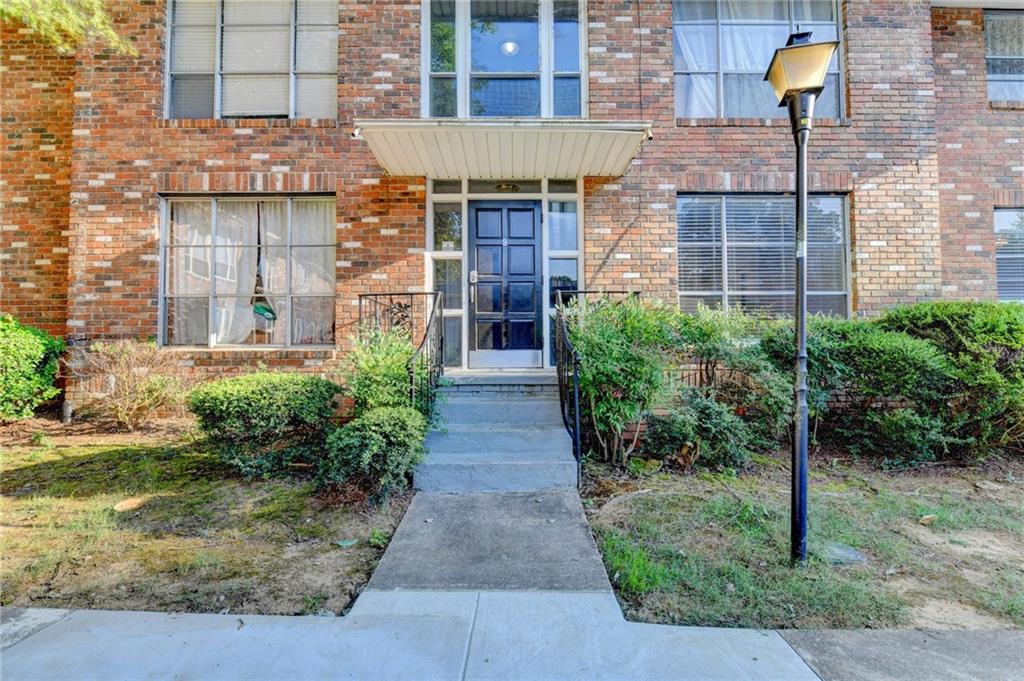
[
  {"x1": 425, "y1": 426, "x2": 571, "y2": 456},
  {"x1": 441, "y1": 371, "x2": 560, "y2": 397},
  {"x1": 415, "y1": 459, "x2": 577, "y2": 493},
  {"x1": 437, "y1": 397, "x2": 565, "y2": 428}
]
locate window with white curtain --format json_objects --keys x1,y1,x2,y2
[
  {"x1": 677, "y1": 194, "x2": 849, "y2": 316},
  {"x1": 985, "y1": 11, "x2": 1024, "y2": 102},
  {"x1": 996, "y1": 208, "x2": 1024, "y2": 302},
  {"x1": 167, "y1": 0, "x2": 338, "y2": 119},
  {"x1": 426, "y1": 0, "x2": 583, "y2": 118},
  {"x1": 673, "y1": 0, "x2": 842, "y2": 119},
  {"x1": 163, "y1": 197, "x2": 336, "y2": 347}
]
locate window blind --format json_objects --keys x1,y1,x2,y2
[
  {"x1": 677, "y1": 194, "x2": 849, "y2": 316},
  {"x1": 996, "y1": 208, "x2": 1024, "y2": 302},
  {"x1": 168, "y1": 0, "x2": 337, "y2": 119}
]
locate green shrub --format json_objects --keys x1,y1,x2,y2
[
  {"x1": 760, "y1": 316, "x2": 954, "y2": 414},
  {"x1": 0, "y1": 315, "x2": 64, "y2": 421},
  {"x1": 877, "y1": 301, "x2": 1024, "y2": 457},
  {"x1": 346, "y1": 328, "x2": 432, "y2": 417},
  {"x1": 566, "y1": 297, "x2": 675, "y2": 464},
  {"x1": 643, "y1": 388, "x2": 755, "y2": 470},
  {"x1": 841, "y1": 408, "x2": 963, "y2": 468},
  {"x1": 320, "y1": 406, "x2": 426, "y2": 497},
  {"x1": 187, "y1": 372, "x2": 341, "y2": 477}
]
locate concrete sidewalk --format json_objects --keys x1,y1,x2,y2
[{"x1": 1, "y1": 598, "x2": 818, "y2": 680}]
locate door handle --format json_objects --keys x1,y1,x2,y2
[{"x1": 469, "y1": 270, "x2": 477, "y2": 304}]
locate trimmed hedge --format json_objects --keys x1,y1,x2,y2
[
  {"x1": 320, "y1": 406, "x2": 426, "y2": 497},
  {"x1": 188, "y1": 372, "x2": 341, "y2": 477},
  {"x1": 0, "y1": 315, "x2": 64, "y2": 421}
]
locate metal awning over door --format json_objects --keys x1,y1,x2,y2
[{"x1": 352, "y1": 118, "x2": 652, "y2": 180}]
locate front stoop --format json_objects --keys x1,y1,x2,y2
[{"x1": 414, "y1": 373, "x2": 576, "y2": 493}]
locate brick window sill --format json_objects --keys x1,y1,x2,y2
[
  {"x1": 989, "y1": 101, "x2": 1024, "y2": 111},
  {"x1": 158, "y1": 118, "x2": 339, "y2": 129},
  {"x1": 676, "y1": 117, "x2": 850, "y2": 128},
  {"x1": 159, "y1": 346, "x2": 337, "y2": 357}
]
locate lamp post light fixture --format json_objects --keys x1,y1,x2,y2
[{"x1": 764, "y1": 32, "x2": 839, "y2": 565}]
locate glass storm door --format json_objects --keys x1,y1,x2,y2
[{"x1": 468, "y1": 200, "x2": 543, "y2": 368}]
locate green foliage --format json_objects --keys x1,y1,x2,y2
[
  {"x1": 842, "y1": 408, "x2": 961, "y2": 468},
  {"x1": 566, "y1": 297, "x2": 675, "y2": 464},
  {"x1": 368, "y1": 528, "x2": 390, "y2": 549},
  {"x1": 877, "y1": 301, "x2": 1024, "y2": 457},
  {"x1": 643, "y1": 388, "x2": 755, "y2": 470},
  {"x1": 346, "y1": 329, "x2": 433, "y2": 417},
  {"x1": 0, "y1": 0, "x2": 135, "y2": 54},
  {"x1": 320, "y1": 407, "x2": 426, "y2": 498},
  {"x1": 70, "y1": 339, "x2": 184, "y2": 431},
  {"x1": 187, "y1": 373, "x2": 341, "y2": 477},
  {"x1": 0, "y1": 315, "x2": 64, "y2": 421}
]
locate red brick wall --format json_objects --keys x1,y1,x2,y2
[
  {"x1": 0, "y1": 21, "x2": 75, "y2": 335},
  {"x1": 59, "y1": 0, "x2": 425, "y2": 405},
  {"x1": 584, "y1": 0, "x2": 945, "y2": 314},
  {"x1": 932, "y1": 7, "x2": 1024, "y2": 301}
]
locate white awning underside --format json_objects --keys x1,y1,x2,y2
[{"x1": 353, "y1": 119, "x2": 652, "y2": 180}]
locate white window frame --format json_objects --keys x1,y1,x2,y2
[
  {"x1": 995, "y1": 207, "x2": 1024, "y2": 303},
  {"x1": 677, "y1": 193, "x2": 852, "y2": 317},
  {"x1": 164, "y1": 0, "x2": 337, "y2": 120},
  {"x1": 672, "y1": 0, "x2": 845, "y2": 119},
  {"x1": 425, "y1": 178, "x2": 584, "y2": 369},
  {"x1": 159, "y1": 195, "x2": 337, "y2": 348},
  {"x1": 984, "y1": 10, "x2": 1024, "y2": 103},
  {"x1": 420, "y1": 0, "x2": 589, "y2": 119}
]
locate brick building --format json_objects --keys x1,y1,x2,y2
[{"x1": 1, "y1": 0, "x2": 1022, "y2": 407}]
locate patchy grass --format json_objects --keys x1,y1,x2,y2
[
  {"x1": 0, "y1": 434, "x2": 409, "y2": 616},
  {"x1": 584, "y1": 453, "x2": 1024, "y2": 630}
]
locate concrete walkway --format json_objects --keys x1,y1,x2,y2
[{"x1": 4, "y1": 374, "x2": 1021, "y2": 679}]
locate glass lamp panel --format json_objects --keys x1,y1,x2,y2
[{"x1": 766, "y1": 42, "x2": 838, "y2": 103}]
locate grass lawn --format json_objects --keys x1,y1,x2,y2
[
  {"x1": 0, "y1": 420, "x2": 408, "y2": 616},
  {"x1": 584, "y1": 452, "x2": 1024, "y2": 630}
]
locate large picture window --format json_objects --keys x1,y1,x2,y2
[
  {"x1": 996, "y1": 208, "x2": 1024, "y2": 302},
  {"x1": 673, "y1": 0, "x2": 842, "y2": 119},
  {"x1": 985, "y1": 11, "x2": 1024, "y2": 103},
  {"x1": 677, "y1": 194, "x2": 849, "y2": 316},
  {"x1": 163, "y1": 197, "x2": 336, "y2": 347},
  {"x1": 426, "y1": 0, "x2": 583, "y2": 118},
  {"x1": 167, "y1": 0, "x2": 338, "y2": 119}
]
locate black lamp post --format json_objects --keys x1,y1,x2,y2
[{"x1": 764, "y1": 32, "x2": 839, "y2": 565}]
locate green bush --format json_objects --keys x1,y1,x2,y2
[
  {"x1": 840, "y1": 408, "x2": 961, "y2": 468},
  {"x1": 877, "y1": 301, "x2": 1024, "y2": 456},
  {"x1": 187, "y1": 372, "x2": 341, "y2": 477},
  {"x1": 346, "y1": 328, "x2": 432, "y2": 417},
  {"x1": 566, "y1": 297, "x2": 675, "y2": 464},
  {"x1": 320, "y1": 406, "x2": 426, "y2": 497},
  {"x1": 642, "y1": 388, "x2": 755, "y2": 470},
  {"x1": 0, "y1": 315, "x2": 64, "y2": 421}
]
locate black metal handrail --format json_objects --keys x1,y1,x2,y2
[
  {"x1": 358, "y1": 291, "x2": 444, "y2": 414},
  {"x1": 554, "y1": 289, "x2": 637, "y2": 486},
  {"x1": 408, "y1": 291, "x2": 444, "y2": 416}
]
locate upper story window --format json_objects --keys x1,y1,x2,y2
[
  {"x1": 673, "y1": 0, "x2": 842, "y2": 119},
  {"x1": 996, "y1": 208, "x2": 1024, "y2": 303},
  {"x1": 985, "y1": 11, "x2": 1024, "y2": 103},
  {"x1": 426, "y1": 0, "x2": 584, "y2": 118},
  {"x1": 167, "y1": 0, "x2": 338, "y2": 119}
]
